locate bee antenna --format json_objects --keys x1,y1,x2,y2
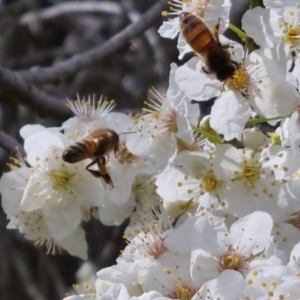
[{"x1": 119, "y1": 131, "x2": 136, "y2": 136}]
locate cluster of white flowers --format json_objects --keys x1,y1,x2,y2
[{"x1": 3, "y1": 0, "x2": 300, "y2": 299}]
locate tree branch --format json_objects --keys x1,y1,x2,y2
[
  {"x1": 0, "y1": 65, "x2": 71, "y2": 119},
  {"x1": 0, "y1": 130, "x2": 25, "y2": 156},
  {"x1": 16, "y1": 0, "x2": 167, "y2": 85},
  {"x1": 19, "y1": 1, "x2": 122, "y2": 25}
]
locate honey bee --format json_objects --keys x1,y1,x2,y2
[
  {"x1": 62, "y1": 129, "x2": 119, "y2": 189},
  {"x1": 179, "y1": 12, "x2": 239, "y2": 81}
]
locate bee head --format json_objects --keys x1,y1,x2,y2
[
  {"x1": 62, "y1": 147, "x2": 81, "y2": 164},
  {"x1": 216, "y1": 63, "x2": 237, "y2": 82}
]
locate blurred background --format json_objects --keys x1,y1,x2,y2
[{"x1": 0, "y1": 0, "x2": 250, "y2": 299}]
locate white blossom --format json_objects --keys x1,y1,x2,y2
[{"x1": 212, "y1": 144, "x2": 300, "y2": 218}]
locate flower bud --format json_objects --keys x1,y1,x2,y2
[
  {"x1": 242, "y1": 127, "x2": 266, "y2": 150},
  {"x1": 199, "y1": 115, "x2": 218, "y2": 136}
]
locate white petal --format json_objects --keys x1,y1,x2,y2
[
  {"x1": 164, "y1": 217, "x2": 219, "y2": 253},
  {"x1": 263, "y1": 0, "x2": 297, "y2": 9},
  {"x1": 190, "y1": 249, "x2": 219, "y2": 286},
  {"x1": 210, "y1": 91, "x2": 251, "y2": 141},
  {"x1": 20, "y1": 172, "x2": 49, "y2": 211},
  {"x1": 98, "y1": 199, "x2": 135, "y2": 226},
  {"x1": 20, "y1": 124, "x2": 61, "y2": 139},
  {"x1": 242, "y1": 7, "x2": 282, "y2": 48},
  {"x1": 175, "y1": 57, "x2": 222, "y2": 100},
  {"x1": 24, "y1": 131, "x2": 66, "y2": 165},
  {"x1": 194, "y1": 270, "x2": 246, "y2": 300},
  {"x1": 252, "y1": 81, "x2": 300, "y2": 118},
  {"x1": 230, "y1": 211, "x2": 273, "y2": 255},
  {"x1": 287, "y1": 111, "x2": 300, "y2": 155},
  {"x1": 177, "y1": 34, "x2": 193, "y2": 59},
  {"x1": 158, "y1": 18, "x2": 179, "y2": 39},
  {"x1": 256, "y1": 47, "x2": 289, "y2": 83},
  {"x1": 58, "y1": 227, "x2": 88, "y2": 259},
  {"x1": 74, "y1": 174, "x2": 105, "y2": 207},
  {"x1": 43, "y1": 197, "x2": 82, "y2": 240},
  {"x1": 0, "y1": 167, "x2": 29, "y2": 216}
]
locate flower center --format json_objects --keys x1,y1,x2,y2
[
  {"x1": 117, "y1": 144, "x2": 138, "y2": 165},
  {"x1": 284, "y1": 25, "x2": 300, "y2": 48},
  {"x1": 168, "y1": 282, "x2": 196, "y2": 300},
  {"x1": 282, "y1": 6, "x2": 300, "y2": 50},
  {"x1": 232, "y1": 159, "x2": 261, "y2": 189},
  {"x1": 49, "y1": 165, "x2": 76, "y2": 196},
  {"x1": 202, "y1": 170, "x2": 222, "y2": 194},
  {"x1": 131, "y1": 175, "x2": 156, "y2": 203},
  {"x1": 226, "y1": 67, "x2": 250, "y2": 92},
  {"x1": 175, "y1": 284, "x2": 192, "y2": 300},
  {"x1": 222, "y1": 253, "x2": 241, "y2": 270}
]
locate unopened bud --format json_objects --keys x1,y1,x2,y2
[
  {"x1": 199, "y1": 115, "x2": 218, "y2": 136},
  {"x1": 242, "y1": 128, "x2": 266, "y2": 150},
  {"x1": 267, "y1": 132, "x2": 282, "y2": 146}
]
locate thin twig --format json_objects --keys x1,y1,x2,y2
[
  {"x1": 0, "y1": 65, "x2": 71, "y2": 119},
  {"x1": 38, "y1": 252, "x2": 67, "y2": 299},
  {"x1": 0, "y1": 130, "x2": 25, "y2": 156},
  {"x1": 20, "y1": 1, "x2": 122, "y2": 25},
  {"x1": 16, "y1": 0, "x2": 167, "y2": 85},
  {"x1": 122, "y1": 0, "x2": 169, "y2": 81}
]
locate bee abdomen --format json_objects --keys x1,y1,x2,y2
[
  {"x1": 62, "y1": 140, "x2": 96, "y2": 163},
  {"x1": 180, "y1": 13, "x2": 213, "y2": 54}
]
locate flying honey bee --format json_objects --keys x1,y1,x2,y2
[
  {"x1": 62, "y1": 129, "x2": 119, "y2": 189},
  {"x1": 179, "y1": 12, "x2": 239, "y2": 81}
]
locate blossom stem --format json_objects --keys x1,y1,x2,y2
[
  {"x1": 228, "y1": 24, "x2": 247, "y2": 40},
  {"x1": 192, "y1": 125, "x2": 223, "y2": 144},
  {"x1": 246, "y1": 116, "x2": 284, "y2": 125}
]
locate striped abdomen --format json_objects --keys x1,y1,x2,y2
[
  {"x1": 180, "y1": 12, "x2": 215, "y2": 55},
  {"x1": 62, "y1": 139, "x2": 97, "y2": 163}
]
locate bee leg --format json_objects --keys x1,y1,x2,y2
[
  {"x1": 85, "y1": 158, "x2": 98, "y2": 171},
  {"x1": 86, "y1": 158, "x2": 102, "y2": 178},
  {"x1": 212, "y1": 18, "x2": 221, "y2": 44},
  {"x1": 97, "y1": 158, "x2": 114, "y2": 189},
  {"x1": 86, "y1": 158, "x2": 114, "y2": 189},
  {"x1": 202, "y1": 66, "x2": 210, "y2": 74},
  {"x1": 114, "y1": 146, "x2": 118, "y2": 158},
  {"x1": 289, "y1": 50, "x2": 296, "y2": 72}
]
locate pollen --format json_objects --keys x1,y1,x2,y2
[
  {"x1": 49, "y1": 164, "x2": 77, "y2": 196},
  {"x1": 226, "y1": 67, "x2": 250, "y2": 93},
  {"x1": 202, "y1": 170, "x2": 222, "y2": 194},
  {"x1": 117, "y1": 143, "x2": 137, "y2": 165},
  {"x1": 232, "y1": 158, "x2": 262, "y2": 189},
  {"x1": 282, "y1": 12, "x2": 300, "y2": 49},
  {"x1": 221, "y1": 253, "x2": 241, "y2": 270},
  {"x1": 174, "y1": 283, "x2": 194, "y2": 300}
]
